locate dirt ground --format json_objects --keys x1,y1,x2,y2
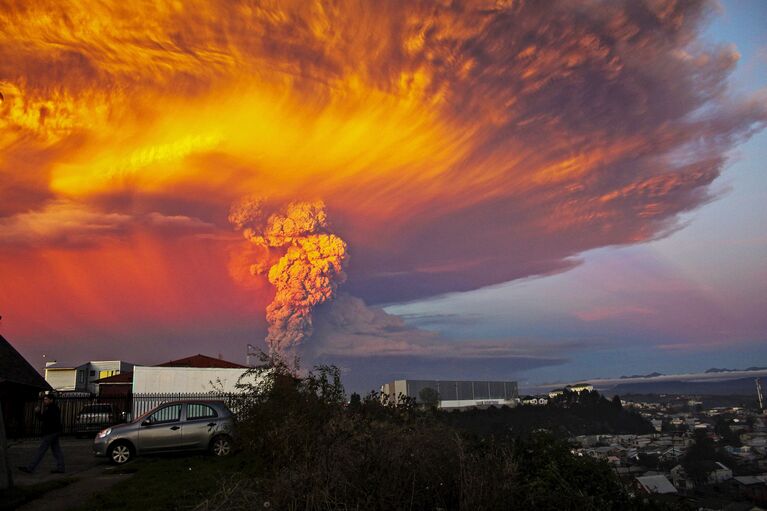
[{"x1": 6, "y1": 437, "x2": 132, "y2": 511}]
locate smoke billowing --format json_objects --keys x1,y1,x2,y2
[
  {"x1": 229, "y1": 198, "x2": 348, "y2": 353},
  {"x1": 1, "y1": 0, "x2": 766, "y2": 368}
]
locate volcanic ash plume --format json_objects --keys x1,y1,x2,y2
[{"x1": 229, "y1": 198, "x2": 348, "y2": 353}]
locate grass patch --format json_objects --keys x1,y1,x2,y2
[
  {"x1": 72, "y1": 453, "x2": 254, "y2": 511},
  {"x1": 0, "y1": 477, "x2": 78, "y2": 511}
]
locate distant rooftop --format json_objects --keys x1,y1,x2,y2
[
  {"x1": 156, "y1": 354, "x2": 247, "y2": 369},
  {"x1": 0, "y1": 335, "x2": 51, "y2": 390},
  {"x1": 636, "y1": 475, "x2": 677, "y2": 495}
]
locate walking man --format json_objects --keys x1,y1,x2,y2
[{"x1": 18, "y1": 392, "x2": 65, "y2": 474}]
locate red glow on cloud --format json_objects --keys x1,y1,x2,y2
[{"x1": 0, "y1": 0, "x2": 765, "y2": 359}]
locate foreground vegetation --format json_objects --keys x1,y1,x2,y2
[
  {"x1": 440, "y1": 390, "x2": 653, "y2": 438},
  {"x1": 77, "y1": 355, "x2": 676, "y2": 510},
  {"x1": 191, "y1": 355, "x2": 672, "y2": 510},
  {"x1": 74, "y1": 455, "x2": 248, "y2": 511}
]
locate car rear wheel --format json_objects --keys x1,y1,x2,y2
[
  {"x1": 210, "y1": 435, "x2": 232, "y2": 457},
  {"x1": 109, "y1": 442, "x2": 133, "y2": 465}
]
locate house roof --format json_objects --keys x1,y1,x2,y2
[
  {"x1": 156, "y1": 354, "x2": 247, "y2": 369},
  {"x1": 636, "y1": 475, "x2": 678, "y2": 495},
  {"x1": 94, "y1": 372, "x2": 133, "y2": 384},
  {"x1": 0, "y1": 335, "x2": 52, "y2": 390},
  {"x1": 733, "y1": 476, "x2": 765, "y2": 486}
]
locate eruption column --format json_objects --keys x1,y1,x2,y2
[{"x1": 229, "y1": 198, "x2": 348, "y2": 353}]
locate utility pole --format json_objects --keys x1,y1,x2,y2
[
  {"x1": 0, "y1": 314, "x2": 13, "y2": 490},
  {"x1": 0, "y1": 405, "x2": 12, "y2": 490},
  {"x1": 246, "y1": 344, "x2": 258, "y2": 367}
]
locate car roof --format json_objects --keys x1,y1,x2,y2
[{"x1": 155, "y1": 400, "x2": 227, "y2": 405}]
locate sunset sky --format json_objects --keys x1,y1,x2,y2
[{"x1": 1, "y1": 0, "x2": 765, "y2": 393}]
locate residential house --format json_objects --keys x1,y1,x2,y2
[
  {"x1": 635, "y1": 475, "x2": 678, "y2": 495},
  {"x1": 729, "y1": 476, "x2": 767, "y2": 505},
  {"x1": 0, "y1": 335, "x2": 51, "y2": 437},
  {"x1": 133, "y1": 354, "x2": 250, "y2": 393},
  {"x1": 671, "y1": 464, "x2": 695, "y2": 491},
  {"x1": 92, "y1": 354, "x2": 250, "y2": 396},
  {"x1": 521, "y1": 395, "x2": 548, "y2": 406},
  {"x1": 673, "y1": 461, "x2": 733, "y2": 487},
  {"x1": 94, "y1": 371, "x2": 134, "y2": 397},
  {"x1": 567, "y1": 383, "x2": 594, "y2": 393},
  {"x1": 548, "y1": 388, "x2": 565, "y2": 399},
  {"x1": 45, "y1": 360, "x2": 134, "y2": 394},
  {"x1": 129, "y1": 354, "x2": 253, "y2": 417},
  {"x1": 660, "y1": 446, "x2": 686, "y2": 463},
  {"x1": 708, "y1": 461, "x2": 734, "y2": 484}
]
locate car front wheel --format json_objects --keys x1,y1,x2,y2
[
  {"x1": 109, "y1": 442, "x2": 133, "y2": 465},
  {"x1": 210, "y1": 435, "x2": 232, "y2": 457}
]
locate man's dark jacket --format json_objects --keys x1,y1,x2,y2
[{"x1": 39, "y1": 402, "x2": 63, "y2": 435}]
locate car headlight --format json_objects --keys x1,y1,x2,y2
[{"x1": 97, "y1": 428, "x2": 111, "y2": 438}]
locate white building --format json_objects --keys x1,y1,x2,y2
[
  {"x1": 380, "y1": 379, "x2": 519, "y2": 409},
  {"x1": 45, "y1": 360, "x2": 134, "y2": 393},
  {"x1": 707, "y1": 461, "x2": 733, "y2": 484},
  {"x1": 132, "y1": 366, "x2": 255, "y2": 394},
  {"x1": 568, "y1": 383, "x2": 594, "y2": 393}
]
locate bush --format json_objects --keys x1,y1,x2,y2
[{"x1": 195, "y1": 352, "x2": 668, "y2": 511}]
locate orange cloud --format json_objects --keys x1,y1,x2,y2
[{"x1": 1, "y1": 0, "x2": 765, "y2": 342}]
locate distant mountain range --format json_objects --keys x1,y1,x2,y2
[
  {"x1": 532, "y1": 366, "x2": 767, "y2": 396},
  {"x1": 618, "y1": 367, "x2": 767, "y2": 379},
  {"x1": 608, "y1": 377, "x2": 761, "y2": 396},
  {"x1": 620, "y1": 372, "x2": 664, "y2": 379}
]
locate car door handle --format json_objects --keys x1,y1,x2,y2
[{"x1": 170, "y1": 426, "x2": 180, "y2": 430}]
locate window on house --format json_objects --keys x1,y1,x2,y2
[
  {"x1": 89, "y1": 370, "x2": 96, "y2": 377},
  {"x1": 77, "y1": 371, "x2": 85, "y2": 383}
]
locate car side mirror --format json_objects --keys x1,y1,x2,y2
[{"x1": 141, "y1": 419, "x2": 152, "y2": 426}]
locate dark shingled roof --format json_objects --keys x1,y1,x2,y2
[
  {"x1": 0, "y1": 334, "x2": 51, "y2": 390},
  {"x1": 156, "y1": 354, "x2": 247, "y2": 369}
]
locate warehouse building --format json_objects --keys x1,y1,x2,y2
[{"x1": 380, "y1": 379, "x2": 519, "y2": 409}]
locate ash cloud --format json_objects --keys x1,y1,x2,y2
[
  {"x1": 229, "y1": 197, "x2": 348, "y2": 354},
  {"x1": 304, "y1": 294, "x2": 598, "y2": 391},
  {"x1": 1, "y1": 0, "x2": 765, "y2": 349},
  {"x1": 0, "y1": 200, "x2": 214, "y2": 247},
  {"x1": 307, "y1": 293, "x2": 583, "y2": 362}
]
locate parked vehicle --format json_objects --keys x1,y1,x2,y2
[
  {"x1": 75, "y1": 403, "x2": 121, "y2": 437},
  {"x1": 93, "y1": 400, "x2": 236, "y2": 464}
]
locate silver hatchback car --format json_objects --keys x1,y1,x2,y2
[{"x1": 93, "y1": 400, "x2": 236, "y2": 464}]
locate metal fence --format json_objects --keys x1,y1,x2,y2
[{"x1": 16, "y1": 392, "x2": 246, "y2": 438}]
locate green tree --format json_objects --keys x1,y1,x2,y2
[
  {"x1": 714, "y1": 417, "x2": 741, "y2": 447},
  {"x1": 348, "y1": 392, "x2": 361, "y2": 411},
  {"x1": 682, "y1": 430, "x2": 718, "y2": 484}
]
